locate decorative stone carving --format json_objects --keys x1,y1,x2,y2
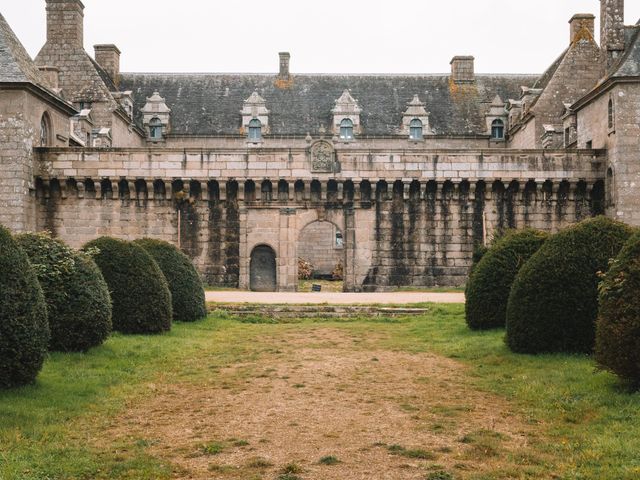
[
  {"x1": 309, "y1": 140, "x2": 335, "y2": 172},
  {"x1": 112, "y1": 90, "x2": 134, "y2": 120},
  {"x1": 91, "y1": 127, "x2": 112, "y2": 148},
  {"x1": 70, "y1": 108, "x2": 93, "y2": 146}
]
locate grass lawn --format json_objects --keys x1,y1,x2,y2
[{"x1": 1, "y1": 305, "x2": 639, "y2": 479}]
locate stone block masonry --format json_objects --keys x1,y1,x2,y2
[{"x1": 33, "y1": 147, "x2": 605, "y2": 291}]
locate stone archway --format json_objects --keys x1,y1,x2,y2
[
  {"x1": 298, "y1": 221, "x2": 344, "y2": 279},
  {"x1": 250, "y1": 245, "x2": 277, "y2": 292}
]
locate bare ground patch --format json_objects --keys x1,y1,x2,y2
[{"x1": 100, "y1": 327, "x2": 543, "y2": 479}]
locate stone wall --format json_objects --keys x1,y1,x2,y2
[
  {"x1": 602, "y1": 84, "x2": 640, "y2": 224},
  {"x1": 298, "y1": 221, "x2": 343, "y2": 276},
  {"x1": 32, "y1": 146, "x2": 605, "y2": 290},
  {"x1": 0, "y1": 89, "x2": 73, "y2": 232}
]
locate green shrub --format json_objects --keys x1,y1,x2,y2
[
  {"x1": 0, "y1": 226, "x2": 49, "y2": 388},
  {"x1": 596, "y1": 231, "x2": 640, "y2": 386},
  {"x1": 83, "y1": 237, "x2": 172, "y2": 334},
  {"x1": 15, "y1": 233, "x2": 112, "y2": 352},
  {"x1": 134, "y1": 238, "x2": 206, "y2": 322},
  {"x1": 506, "y1": 217, "x2": 634, "y2": 354},
  {"x1": 471, "y1": 243, "x2": 489, "y2": 270},
  {"x1": 465, "y1": 229, "x2": 548, "y2": 330}
]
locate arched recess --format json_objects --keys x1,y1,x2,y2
[
  {"x1": 606, "y1": 167, "x2": 614, "y2": 208},
  {"x1": 298, "y1": 220, "x2": 344, "y2": 278},
  {"x1": 40, "y1": 112, "x2": 52, "y2": 147},
  {"x1": 294, "y1": 180, "x2": 305, "y2": 202},
  {"x1": 278, "y1": 179, "x2": 289, "y2": 202},
  {"x1": 153, "y1": 179, "x2": 166, "y2": 199},
  {"x1": 250, "y1": 244, "x2": 277, "y2": 292}
]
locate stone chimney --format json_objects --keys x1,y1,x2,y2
[
  {"x1": 569, "y1": 14, "x2": 595, "y2": 43},
  {"x1": 45, "y1": 0, "x2": 84, "y2": 47},
  {"x1": 601, "y1": 0, "x2": 625, "y2": 67},
  {"x1": 279, "y1": 52, "x2": 291, "y2": 79},
  {"x1": 38, "y1": 66, "x2": 60, "y2": 91},
  {"x1": 94, "y1": 44, "x2": 121, "y2": 87},
  {"x1": 450, "y1": 56, "x2": 475, "y2": 83},
  {"x1": 275, "y1": 52, "x2": 293, "y2": 88}
]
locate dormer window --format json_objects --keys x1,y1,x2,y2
[
  {"x1": 340, "y1": 118, "x2": 354, "y2": 140},
  {"x1": 141, "y1": 92, "x2": 171, "y2": 141},
  {"x1": 149, "y1": 117, "x2": 163, "y2": 140},
  {"x1": 332, "y1": 90, "x2": 361, "y2": 138},
  {"x1": 491, "y1": 119, "x2": 505, "y2": 140},
  {"x1": 242, "y1": 91, "x2": 270, "y2": 139},
  {"x1": 248, "y1": 119, "x2": 262, "y2": 141},
  {"x1": 409, "y1": 119, "x2": 423, "y2": 140}
]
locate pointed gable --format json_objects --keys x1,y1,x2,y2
[{"x1": 0, "y1": 13, "x2": 48, "y2": 86}]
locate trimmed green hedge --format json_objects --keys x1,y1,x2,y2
[
  {"x1": 84, "y1": 237, "x2": 172, "y2": 334},
  {"x1": 506, "y1": 217, "x2": 633, "y2": 354},
  {"x1": 465, "y1": 229, "x2": 548, "y2": 330},
  {"x1": 596, "y1": 231, "x2": 640, "y2": 386},
  {"x1": 16, "y1": 233, "x2": 112, "y2": 352},
  {"x1": 134, "y1": 238, "x2": 206, "y2": 322},
  {"x1": 0, "y1": 226, "x2": 49, "y2": 388}
]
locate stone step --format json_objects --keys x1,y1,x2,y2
[{"x1": 209, "y1": 303, "x2": 430, "y2": 319}]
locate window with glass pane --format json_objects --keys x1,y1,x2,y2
[
  {"x1": 409, "y1": 119, "x2": 423, "y2": 140},
  {"x1": 248, "y1": 118, "x2": 262, "y2": 141},
  {"x1": 340, "y1": 118, "x2": 353, "y2": 140},
  {"x1": 149, "y1": 118, "x2": 162, "y2": 139},
  {"x1": 491, "y1": 119, "x2": 505, "y2": 140}
]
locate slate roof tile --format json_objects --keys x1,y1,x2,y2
[
  {"x1": 0, "y1": 13, "x2": 47, "y2": 85},
  {"x1": 120, "y1": 73, "x2": 538, "y2": 136}
]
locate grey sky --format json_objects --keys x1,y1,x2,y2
[{"x1": 3, "y1": 0, "x2": 640, "y2": 74}]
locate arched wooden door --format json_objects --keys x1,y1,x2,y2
[{"x1": 250, "y1": 245, "x2": 277, "y2": 292}]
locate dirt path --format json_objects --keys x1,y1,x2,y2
[
  {"x1": 206, "y1": 291, "x2": 465, "y2": 305},
  {"x1": 102, "y1": 328, "x2": 539, "y2": 479}
]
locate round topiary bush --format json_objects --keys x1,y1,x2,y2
[
  {"x1": 134, "y1": 238, "x2": 206, "y2": 322},
  {"x1": 465, "y1": 229, "x2": 548, "y2": 330},
  {"x1": 83, "y1": 237, "x2": 172, "y2": 334},
  {"x1": 0, "y1": 225, "x2": 49, "y2": 388},
  {"x1": 506, "y1": 216, "x2": 634, "y2": 354},
  {"x1": 15, "y1": 232, "x2": 112, "y2": 352},
  {"x1": 596, "y1": 231, "x2": 640, "y2": 386}
]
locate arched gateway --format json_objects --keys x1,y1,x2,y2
[{"x1": 250, "y1": 245, "x2": 277, "y2": 292}]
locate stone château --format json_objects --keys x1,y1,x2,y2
[{"x1": 0, "y1": 0, "x2": 638, "y2": 291}]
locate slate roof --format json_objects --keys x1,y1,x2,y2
[
  {"x1": 120, "y1": 73, "x2": 538, "y2": 136},
  {"x1": 532, "y1": 48, "x2": 568, "y2": 91},
  {"x1": 611, "y1": 25, "x2": 640, "y2": 77},
  {"x1": 0, "y1": 13, "x2": 47, "y2": 85}
]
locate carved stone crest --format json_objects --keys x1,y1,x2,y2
[{"x1": 310, "y1": 141, "x2": 334, "y2": 172}]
